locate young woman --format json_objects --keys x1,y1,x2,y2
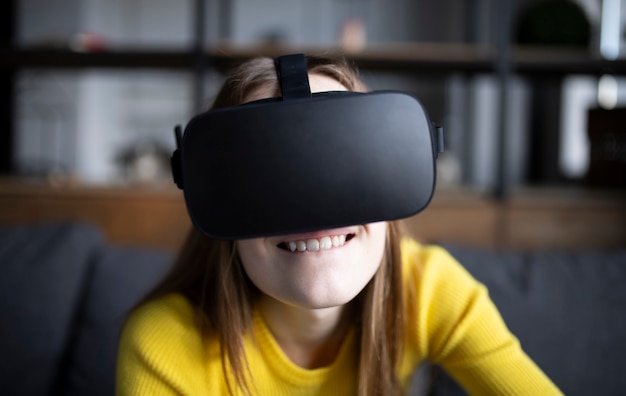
[{"x1": 116, "y1": 56, "x2": 562, "y2": 395}]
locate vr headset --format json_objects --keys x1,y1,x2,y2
[{"x1": 171, "y1": 54, "x2": 444, "y2": 239}]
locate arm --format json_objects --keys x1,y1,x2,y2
[{"x1": 404, "y1": 240, "x2": 562, "y2": 395}]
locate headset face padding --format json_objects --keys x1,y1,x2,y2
[{"x1": 173, "y1": 90, "x2": 442, "y2": 239}]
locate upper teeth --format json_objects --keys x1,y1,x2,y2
[{"x1": 286, "y1": 235, "x2": 347, "y2": 252}]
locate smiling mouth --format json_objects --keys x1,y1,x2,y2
[{"x1": 277, "y1": 233, "x2": 356, "y2": 252}]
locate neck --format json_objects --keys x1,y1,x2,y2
[{"x1": 258, "y1": 297, "x2": 354, "y2": 369}]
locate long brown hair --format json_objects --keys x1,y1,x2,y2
[{"x1": 144, "y1": 55, "x2": 406, "y2": 395}]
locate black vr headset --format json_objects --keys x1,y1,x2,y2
[{"x1": 171, "y1": 54, "x2": 444, "y2": 239}]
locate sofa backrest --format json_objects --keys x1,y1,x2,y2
[
  {"x1": 433, "y1": 245, "x2": 626, "y2": 396},
  {"x1": 61, "y1": 237, "x2": 173, "y2": 396},
  {"x1": 0, "y1": 222, "x2": 174, "y2": 396},
  {"x1": 0, "y1": 223, "x2": 102, "y2": 396}
]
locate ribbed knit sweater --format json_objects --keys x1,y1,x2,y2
[{"x1": 116, "y1": 239, "x2": 562, "y2": 395}]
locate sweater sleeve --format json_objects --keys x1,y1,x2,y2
[
  {"x1": 115, "y1": 294, "x2": 210, "y2": 396},
  {"x1": 403, "y1": 239, "x2": 562, "y2": 396}
]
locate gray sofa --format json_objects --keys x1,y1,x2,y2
[
  {"x1": 0, "y1": 222, "x2": 172, "y2": 396},
  {"x1": 1, "y1": 222, "x2": 625, "y2": 395},
  {"x1": 429, "y1": 244, "x2": 626, "y2": 395}
]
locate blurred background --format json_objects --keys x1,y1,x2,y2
[
  {"x1": 0, "y1": 0, "x2": 625, "y2": 250},
  {"x1": 2, "y1": 4, "x2": 625, "y2": 395}
]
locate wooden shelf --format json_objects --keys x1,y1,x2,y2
[
  {"x1": 1, "y1": 180, "x2": 623, "y2": 251},
  {"x1": 207, "y1": 42, "x2": 495, "y2": 73},
  {"x1": 0, "y1": 43, "x2": 493, "y2": 73},
  {"x1": 404, "y1": 186, "x2": 626, "y2": 250},
  {"x1": 3, "y1": 43, "x2": 625, "y2": 75},
  {"x1": 0, "y1": 48, "x2": 195, "y2": 70},
  {"x1": 512, "y1": 46, "x2": 626, "y2": 75},
  {"x1": 0, "y1": 179, "x2": 191, "y2": 252}
]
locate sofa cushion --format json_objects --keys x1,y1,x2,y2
[
  {"x1": 62, "y1": 244, "x2": 173, "y2": 396},
  {"x1": 431, "y1": 245, "x2": 626, "y2": 396},
  {"x1": 0, "y1": 222, "x2": 102, "y2": 396}
]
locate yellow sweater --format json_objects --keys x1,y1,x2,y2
[{"x1": 116, "y1": 239, "x2": 562, "y2": 395}]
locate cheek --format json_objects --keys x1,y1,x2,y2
[
  {"x1": 236, "y1": 239, "x2": 264, "y2": 274},
  {"x1": 236, "y1": 239, "x2": 275, "y2": 292},
  {"x1": 355, "y1": 223, "x2": 388, "y2": 285},
  {"x1": 366, "y1": 222, "x2": 388, "y2": 260}
]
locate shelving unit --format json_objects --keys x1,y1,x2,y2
[
  {"x1": 4, "y1": 42, "x2": 625, "y2": 193},
  {"x1": 1, "y1": 0, "x2": 625, "y2": 249}
]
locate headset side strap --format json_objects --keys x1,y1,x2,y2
[
  {"x1": 171, "y1": 125, "x2": 184, "y2": 189},
  {"x1": 433, "y1": 123, "x2": 444, "y2": 157}
]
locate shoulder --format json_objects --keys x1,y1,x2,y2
[
  {"x1": 400, "y1": 237, "x2": 453, "y2": 264},
  {"x1": 119, "y1": 293, "x2": 209, "y2": 364},
  {"x1": 398, "y1": 241, "x2": 563, "y2": 395},
  {"x1": 400, "y1": 237, "x2": 487, "y2": 320},
  {"x1": 123, "y1": 293, "x2": 197, "y2": 339},
  {"x1": 400, "y1": 237, "x2": 472, "y2": 284},
  {"x1": 400, "y1": 237, "x2": 488, "y2": 357},
  {"x1": 117, "y1": 294, "x2": 218, "y2": 394}
]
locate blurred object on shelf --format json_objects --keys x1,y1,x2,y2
[
  {"x1": 436, "y1": 153, "x2": 462, "y2": 187},
  {"x1": 597, "y1": 74, "x2": 619, "y2": 110},
  {"x1": 516, "y1": 0, "x2": 591, "y2": 47},
  {"x1": 69, "y1": 32, "x2": 108, "y2": 52},
  {"x1": 339, "y1": 17, "x2": 366, "y2": 53},
  {"x1": 586, "y1": 107, "x2": 626, "y2": 189},
  {"x1": 115, "y1": 139, "x2": 172, "y2": 185},
  {"x1": 23, "y1": 31, "x2": 108, "y2": 52}
]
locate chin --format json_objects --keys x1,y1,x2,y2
[{"x1": 277, "y1": 284, "x2": 366, "y2": 310}]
